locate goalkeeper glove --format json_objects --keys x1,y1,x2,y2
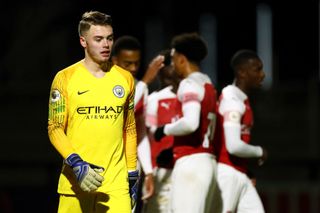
[
  {"x1": 65, "y1": 153, "x2": 104, "y2": 192},
  {"x1": 154, "y1": 126, "x2": 165, "y2": 141},
  {"x1": 128, "y1": 170, "x2": 139, "y2": 208}
]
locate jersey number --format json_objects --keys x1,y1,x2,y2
[{"x1": 202, "y1": 112, "x2": 216, "y2": 148}]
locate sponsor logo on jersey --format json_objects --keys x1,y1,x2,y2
[
  {"x1": 77, "y1": 105, "x2": 123, "y2": 120},
  {"x1": 241, "y1": 124, "x2": 251, "y2": 135},
  {"x1": 113, "y1": 85, "x2": 125, "y2": 98},
  {"x1": 77, "y1": 90, "x2": 89, "y2": 95}
]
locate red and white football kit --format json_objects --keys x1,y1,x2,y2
[
  {"x1": 143, "y1": 86, "x2": 179, "y2": 213},
  {"x1": 216, "y1": 84, "x2": 265, "y2": 213},
  {"x1": 163, "y1": 72, "x2": 218, "y2": 213}
]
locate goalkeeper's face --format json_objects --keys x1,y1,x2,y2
[{"x1": 80, "y1": 24, "x2": 114, "y2": 64}]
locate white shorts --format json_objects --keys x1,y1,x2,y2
[
  {"x1": 170, "y1": 153, "x2": 217, "y2": 213},
  {"x1": 217, "y1": 163, "x2": 265, "y2": 213}
]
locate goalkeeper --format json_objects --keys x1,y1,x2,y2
[{"x1": 48, "y1": 11, "x2": 139, "y2": 213}]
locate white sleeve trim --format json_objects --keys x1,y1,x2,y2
[
  {"x1": 137, "y1": 136, "x2": 153, "y2": 174},
  {"x1": 224, "y1": 122, "x2": 263, "y2": 158}
]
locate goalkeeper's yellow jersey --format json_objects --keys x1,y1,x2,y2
[{"x1": 48, "y1": 60, "x2": 137, "y2": 195}]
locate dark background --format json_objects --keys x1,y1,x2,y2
[{"x1": 0, "y1": 0, "x2": 319, "y2": 212}]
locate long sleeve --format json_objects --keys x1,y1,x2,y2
[
  {"x1": 165, "y1": 101, "x2": 201, "y2": 135},
  {"x1": 223, "y1": 112, "x2": 263, "y2": 158},
  {"x1": 124, "y1": 81, "x2": 138, "y2": 171},
  {"x1": 47, "y1": 71, "x2": 75, "y2": 159},
  {"x1": 219, "y1": 85, "x2": 263, "y2": 158},
  {"x1": 165, "y1": 78, "x2": 202, "y2": 136},
  {"x1": 137, "y1": 136, "x2": 153, "y2": 174}
]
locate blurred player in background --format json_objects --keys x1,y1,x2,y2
[
  {"x1": 154, "y1": 32, "x2": 219, "y2": 213},
  {"x1": 216, "y1": 49, "x2": 268, "y2": 213},
  {"x1": 48, "y1": 11, "x2": 138, "y2": 213},
  {"x1": 111, "y1": 35, "x2": 165, "y2": 212},
  {"x1": 142, "y1": 49, "x2": 181, "y2": 213}
]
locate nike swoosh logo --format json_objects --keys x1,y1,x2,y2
[{"x1": 77, "y1": 90, "x2": 89, "y2": 95}]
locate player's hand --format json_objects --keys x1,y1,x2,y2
[
  {"x1": 65, "y1": 153, "x2": 104, "y2": 192},
  {"x1": 154, "y1": 126, "x2": 165, "y2": 141},
  {"x1": 142, "y1": 55, "x2": 165, "y2": 85},
  {"x1": 128, "y1": 170, "x2": 140, "y2": 208},
  {"x1": 141, "y1": 173, "x2": 154, "y2": 200},
  {"x1": 156, "y1": 148, "x2": 173, "y2": 168},
  {"x1": 258, "y1": 147, "x2": 268, "y2": 166}
]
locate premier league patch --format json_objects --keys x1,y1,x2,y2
[
  {"x1": 50, "y1": 89, "x2": 61, "y2": 103},
  {"x1": 113, "y1": 85, "x2": 125, "y2": 98}
]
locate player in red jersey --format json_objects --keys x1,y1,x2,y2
[
  {"x1": 216, "y1": 49, "x2": 268, "y2": 213},
  {"x1": 154, "y1": 33, "x2": 219, "y2": 213},
  {"x1": 112, "y1": 36, "x2": 165, "y2": 212},
  {"x1": 142, "y1": 49, "x2": 181, "y2": 213}
]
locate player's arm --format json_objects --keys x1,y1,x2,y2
[
  {"x1": 135, "y1": 54, "x2": 164, "y2": 109},
  {"x1": 135, "y1": 112, "x2": 148, "y2": 143},
  {"x1": 156, "y1": 80, "x2": 201, "y2": 140},
  {"x1": 139, "y1": 93, "x2": 159, "y2": 172},
  {"x1": 47, "y1": 71, "x2": 75, "y2": 159},
  {"x1": 223, "y1": 113, "x2": 262, "y2": 157},
  {"x1": 145, "y1": 91, "x2": 159, "y2": 133},
  {"x1": 134, "y1": 81, "x2": 147, "y2": 109},
  {"x1": 220, "y1": 96, "x2": 263, "y2": 158},
  {"x1": 124, "y1": 111, "x2": 139, "y2": 208},
  {"x1": 48, "y1": 72, "x2": 104, "y2": 192},
  {"x1": 164, "y1": 101, "x2": 200, "y2": 136},
  {"x1": 123, "y1": 78, "x2": 138, "y2": 171},
  {"x1": 141, "y1": 173, "x2": 154, "y2": 200},
  {"x1": 138, "y1": 135, "x2": 154, "y2": 200},
  {"x1": 141, "y1": 54, "x2": 165, "y2": 84},
  {"x1": 138, "y1": 135, "x2": 153, "y2": 175},
  {"x1": 124, "y1": 78, "x2": 140, "y2": 207}
]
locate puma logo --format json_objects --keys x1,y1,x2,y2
[
  {"x1": 77, "y1": 90, "x2": 89, "y2": 95},
  {"x1": 160, "y1": 102, "x2": 170, "y2": 110}
]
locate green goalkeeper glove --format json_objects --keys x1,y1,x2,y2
[{"x1": 65, "y1": 153, "x2": 104, "y2": 192}]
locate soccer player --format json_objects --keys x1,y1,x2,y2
[
  {"x1": 111, "y1": 35, "x2": 165, "y2": 210},
  {"x1": 142, "y1": 49, "x2": 181, "y2": 213},
  {"x1": 154, "y1": 32, "x2": 219, "y2": 213},
  {"x1": 47, "y1": 11, "x2": 138, "y2": 213},
  {"x1": 216, "y1": 49, "x2": 268, "y2": 213}
]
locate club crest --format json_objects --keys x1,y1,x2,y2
[{"x1": 113, "y1": 85, "x2": 125, "y2": 98}]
